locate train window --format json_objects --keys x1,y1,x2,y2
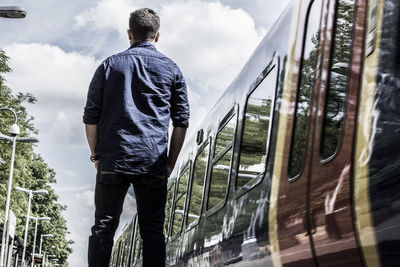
[
  {"x1": 186, "y1": 140, "x2": 210, "y2": 227},
  {"x1": 214, "y1": 111, "x2": 236, "y2": 157},
  {"x1": 164, "y1": 181, "x2": 175, "y2": 238},
  {"x1": 321, "y1": 0, "x2": 355, "y2": 160},
  {"x1": 208, "y1": 111, "x2": 236, "y2": 210},
  {"x1": 111, "y1": 243, "x2": 118, "y2": 267},
  {"x1": 237, "y1": 65, "x2": 277, "y2": 190},
  {"x1": 120, "y1": 222, "x2": 133, "y2": 267},
  {"x1": 120, "y1": 240, "x2": 126, "y2": 266},
  {"x1": 132, "y1": 222, "x2": 141, "y2": 265},
  {"x1": 208, "y1": 150, "x2": 233, "y2": 210},
  {"x1": 171, "y1": 165, "x2": 190, "y2": 237},
  {"x1": 288, "y1": 0, "x2": 323, "y2": 178}
]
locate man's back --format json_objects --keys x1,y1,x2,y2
[
  {"x1": 84, "y1": 41, "x2": 189, "y2": 176},
  {"x1": 84, "y1": 8, "x2": 189, "y2": 267}
]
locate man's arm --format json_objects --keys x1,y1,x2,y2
[
  {"x1": 168, "y1": 63, "x2": 190, "y2": 176},
  {"x1": 85, "y1": 124, "x2": 99, "y2": 169},
  {"x1": 83, "y1": 63, "x2": 105, "y2": 170},
  {"x1": 167, "y1": 126, "x2": 187, "y2": 176}
]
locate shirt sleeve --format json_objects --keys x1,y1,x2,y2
[
  {"x1": 83, "y1": 63, "x2": 105, "y2": 124},
  {"x1": 170, "y1": 64, "x2": 190, "y2": 128}
]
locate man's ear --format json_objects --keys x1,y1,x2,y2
[
  {"x1": 127, "y1": 29, "x2": 133, "y2": 40},
  {"x1": 154, "y1": 32, "x2": 160, "y2": 43}
]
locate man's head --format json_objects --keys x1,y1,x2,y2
[{"x1": 128, "y1": 8, "x2": 160, "y2": 44}]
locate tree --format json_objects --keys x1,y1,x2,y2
[{"x1": 0, "y1": 50, "x2": 72, "y2": 266}]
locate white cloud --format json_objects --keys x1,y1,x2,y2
[
  {"x1": 158, "y1": 0, "x2": 265, "y2": 91},
  {"x1": 76, "y1": 190, "x2": 95, "y2": 209},
  {"x1": 4, "y1": 43, "x2": 98, "y2": 104},
  {"x1": 74, "y1": 0, "x2": 136, "y2": 38},
  {"x1": 74, "y1": 0, "x2": 265, "y2": 92},
  {"x1": 60, "y1": 190, "x2": 94, "y2": 267},
  {"x1": 4, "y1": 43, "x2": 99, "y2": 146}
]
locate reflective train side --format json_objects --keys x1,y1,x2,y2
[{"x1": 110, "y1": 0, "x2": 400, "y2": 266}]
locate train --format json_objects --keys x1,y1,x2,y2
[{"x1": 109, "y1": 0, "x2": 400, "y2": 266}]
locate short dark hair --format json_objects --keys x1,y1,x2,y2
[{"x1": 129, "y1": 8, "x2": 160, "y2": 41}]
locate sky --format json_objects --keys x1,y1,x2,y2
[{"x1": 0, "y1": 0, "x2": 290, "y2": 265}]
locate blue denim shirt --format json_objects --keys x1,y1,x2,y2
[{"x1": 83, "y1": 41, "x2": 190, "y2": 176}]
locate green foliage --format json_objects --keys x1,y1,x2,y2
[{"x1": 0, "y1": 50, "x2": 72, "y2": 266}]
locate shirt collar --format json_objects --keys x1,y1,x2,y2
[{"x1": 129, "y1": 41, "x2": 156, "y2": 49}]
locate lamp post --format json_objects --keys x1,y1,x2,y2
[
  {"x1": 47, "y1": 255, "x2": 56, "y2": 267},
  {"x1": 42, "y1": 246, "x2": 54, "y2": 267},
  {"x1": 38, "y1": 234, "x2": 52, "y2": 259},
  {"x1": 14, "y1": 187, "x2": 48, "y2": 265},
  {"x1": 0, "y1": 6, "x2": 26, "y2": 19},
  {"x1": 29, "y1": 216, "x2": 50, "y2": 267},
  {"x1": 0, "y1": 108, "x2": 38, "y2": 267},
  {"x1": 49, "y1": 258, "x2": 57, "y2": 267}
]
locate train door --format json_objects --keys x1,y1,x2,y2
[
  {"x1": 274, "y1": 0, "x2": 367, "y2": 266},
  {"x1": 274, "y1": 0, "x2": 325, "y2": 265},
  {"x1": 306, "y1": 0, "x2": 367, "y2": 266}
]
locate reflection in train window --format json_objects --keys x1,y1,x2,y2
[
  {"x1": 237, "y1": 66, "x2": 277, "y2": 190},
  {"x1": 164, "y1": 182, "x2": 175, "y2": 238},
  {"x1": 208, "y1": 112, "x2": 236, "y2": 210},
  {"x1": 119, "y1": 222, "x2": 133, "y2": 267},
  {"x1": 209, "y1": 150, "x2": 233, "y2": 210},
  {"x1": 171, "y1": 166, "x2": 190, "y2": 237},
  {"x1": 214, "y1": 112, "x2": 236, "y2": 157},
  {"x1": 186, "y1": 141, "x2": 210, "y2": 227},
  {"x1": 120, "y1": 240, "x2": 126, "y2": 266},
  {"x1": 321, "y1": 0, "x2": 355, "y2": 159},
  {"x1": 132, "y1": 222, "x2": 141, "y2": 265},
  {"x1": 288, "y1": 0, "x2": 323, "y2": 178}
]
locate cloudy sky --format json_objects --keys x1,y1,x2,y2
[{"x1": 0, "y1": 0, "x2": 290, "y2": 265}]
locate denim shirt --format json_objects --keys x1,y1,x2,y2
[{"x1": 83, "y1": 42, "x2": 190, "y2": 176}]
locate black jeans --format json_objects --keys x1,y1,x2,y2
[{"x1": 88, "y1": 171, "x2": 168, "y2": 267}]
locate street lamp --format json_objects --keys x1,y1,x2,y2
[
  {"x1": 39, "y1": 235, "x2": 53, "y2": 267},
  {"x1": 42, "y1": 245, "x2": 54, "y2": 267},
  {"x1": 49, "y1": 258, "x2": 58, "y2": 267},
  {"x1": 0, "y1": 108, "x2": 39, "y2": 267},
  {"x1": 0, "y1": 6, "x2": 26, "y2": 19},
  {"x1": 29, "y1": 216, "x2": 50, "y2": 267},
  {"x1": 14, "y1": 186, "x2": 48, "y2": 265},
  {"x1": 39, "y1": 234, "x2": 53, "y2": 258},
  {"x1": 47, "y1": 255, "x2": 56, "y2": 267}
]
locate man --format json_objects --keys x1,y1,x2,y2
[{"x1": 83, "y1": 8, "x2": 189, "y2": 267}]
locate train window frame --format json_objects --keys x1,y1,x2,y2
[
  {"x1": 128, "y1": 216, "x2": 138, "y2": 266},
  {"x1": 164, "y1": 179, "x2": 176, "y2": 241},
  {"x1": 288, "y1": 0, "x2": 324, "y2": 182},
  {"x1": 319, "y1": 0, "x2": 356, "y2": 163},
  {"x1": 170, "y1": 161, "x2": 191, "y2": 240},
  {"x1": 119, "y1": 219, "x2": 134, "y2": 266},
  {"x1": 234, "y1": 62, "x2": 278, "y2": 198},
  {"x1": 206, "y1": 106, "x2": 237, "y2": 215},
  {"x1": 131, "y1": 216, "x2": 142, "y2": 265},
  {"x1": 185, "y1": 138, "x2": 211, "y2": 231}
]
